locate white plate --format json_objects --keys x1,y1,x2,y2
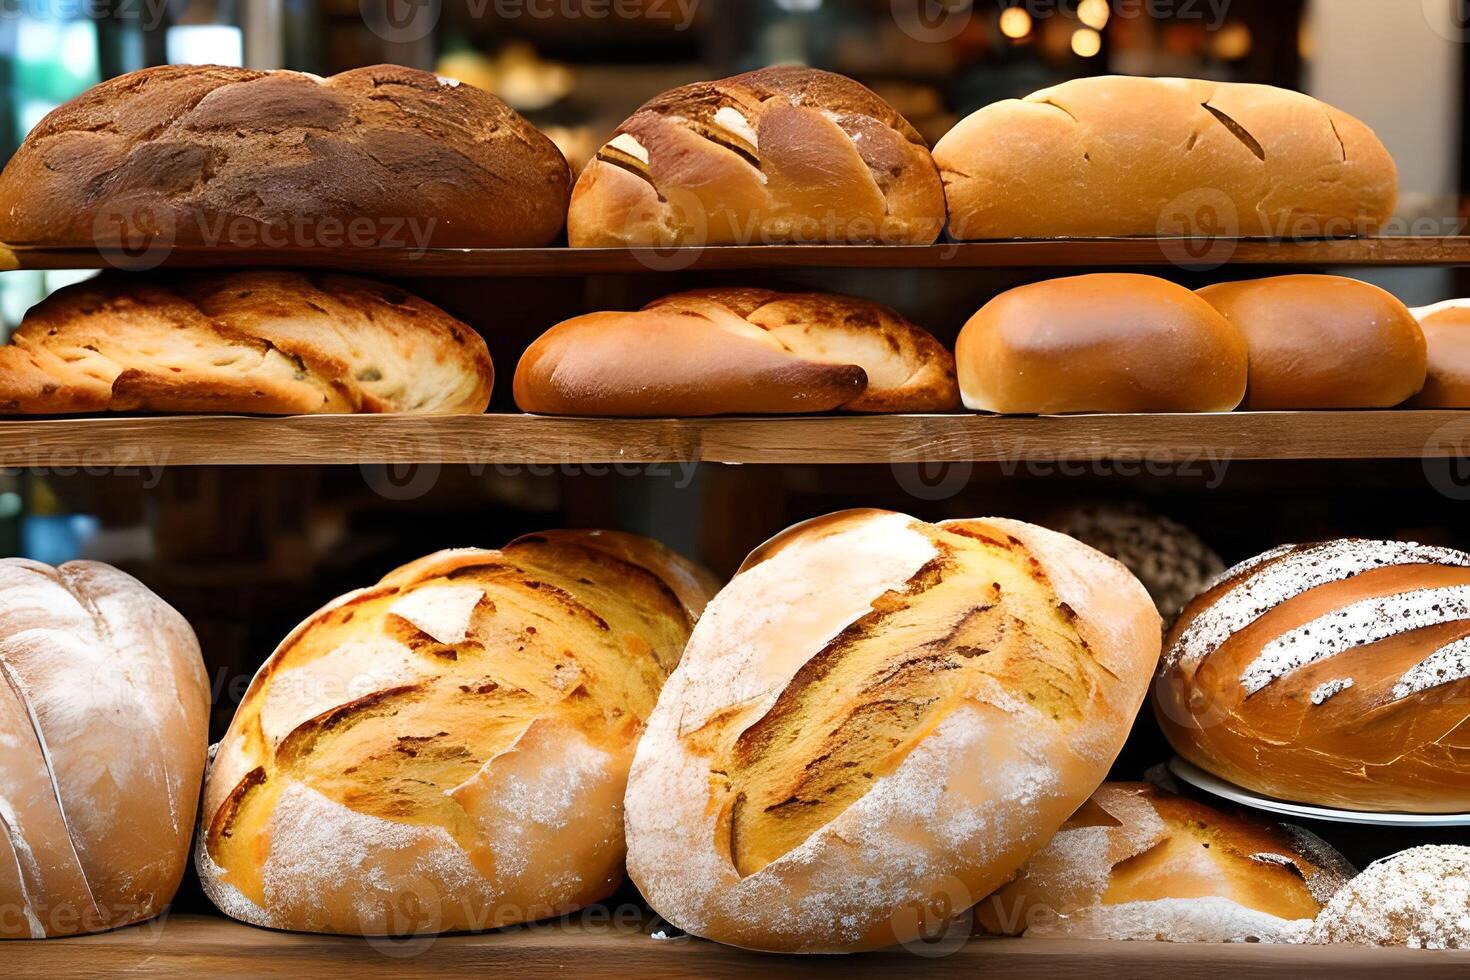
[{"x1": 1166, "y1": 757, "x2": 1470, "y2": 827}]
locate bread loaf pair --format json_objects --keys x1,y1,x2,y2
[
  {"x1": 935, "y1": 76, "x2": 1397, "y2": 240},
  {"x1": 199, "y1": 530, "x2": 716, "y2": 936},
  {"x1": 568, "y1": 67, "x2": 945, "y2": 247},
  {"x1": 624, "y1": 509, "x2": 1160, "y2": 953},
  {"x1": 0, "y1": 65, "x2": 571, "y2": 250},
  {"x1": 1156, "y1": 539, "x2": 1470, "y2": 812},
  {"x1": 515, "y1": 287, "x2": 957, "y2": 416},
  {"x1": 0, "y1": 560, "x2": 209, "y2": 939},
  {"x1": 0, "y1": 271, "x2": 493, "y2": 415}
]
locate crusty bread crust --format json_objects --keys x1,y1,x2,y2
[
  {"x1": 0, "y1": 64, "x2": 571, "y2": 249},
  {"x1": 934, "y1": 76, "x2": 1397, "y2": 240},
  {"x1": 0, "y1": 270, "x2": 493, "y2": 415}
]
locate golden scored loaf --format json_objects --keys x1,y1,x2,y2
[
  {"x1": 1411, "y1": 300, "x2": 1470, "y2": 408},
  {"x1": 0, "y1": 271, "x2": 493, "y2": 415},
  {"x1": 934, "y1": 76, "x2": 1396, "y2": 240},
  {"x1": 956, "y1": 274, "x2": 1248, "y2": 414},
  {"x1": 1198, "y1": 276, "x2": 1426, "y2": 410},
  {"x1": 198, "y1": 531, "x2": 716, "y2": 936},
  {"x1": 0, "y1": 560, "x2": 209, "y2": 939},
  {"x1": 567, "y1": 67, "x2": 945, "y2": 247},
  {"x1": 1156, "y1": 539, "x2": 1470, "y2": 812},
  {"x1": 977, "y1": 782, "x2": 1354, "y2": 943},
  {"x1": 0, "y1": 65, "x2": 570, "y2": 249},
  {"x1": 623, "y1": 509, "x2": 1160, "y2": 953},
  {"x1": 514, "y1": 287, "x2": 958, "y2": 416}
]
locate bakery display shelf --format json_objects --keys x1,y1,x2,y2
[
  {"x1": 10, "y1": 914, "x2": 1470, "y2": 979},
  {"x1": 7, "y1": 236, "x2": 1470, "y2": 276},
  {"x1": 2, "y1": 410, "x2": 1467, "y2": 467}
]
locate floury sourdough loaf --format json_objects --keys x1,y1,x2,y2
[
  {"x1": 197, "y1": 531, "x2": 716, "y2": 935},
  {"x1": 622, "y1": 509, "x2": 1160, "y2": 953}
]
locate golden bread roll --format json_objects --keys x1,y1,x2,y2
[
  {"x1": 977, "y1": 782, "x2": 1354, "y2": 943},
  {"x1": 934, "y1": 76, "x2": 1396, "y2": 240},
  {"x1": 0, "y1": 559, "x2": 209, "y2": 939},
  {"x1": 0, "y1": 64, "x2": 570, "y2": 249},
  {"x1": 567, "y1": 67, "x2": 944, "y2": 247},
  {"x1": 198, "y1": 531, "x2": 717, "y2": 935},
  {"x1": 1310, "y1": 846, "x2": 1470, "y2": 949},
  {"x1": 0, "y1": 271, "x2": 493, "y2": 415},
  {"x1": 1156, "y1": 539, "x2": 1470, "y2": 812},
  {"x1": 1198, "y1": 276, "x2": 1426, "y2": 409},
  {"x1": 624, "y1": 509, "x2": 1161, "y2": 953},
  {"x1": 514, "y1": 287, "x2": 958, "y2": 416},
  {"x1": 956, "y1": 274, "x2": 1248, "y2": 414},
  {"x1": 1410, "y1": 300, "x2": 1470, "y2": 408}
]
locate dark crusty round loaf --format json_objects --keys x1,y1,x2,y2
[{"x1": 0, "y1": 64, "x2": 571, "y2": 250}]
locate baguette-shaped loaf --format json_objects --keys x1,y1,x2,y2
[
  {"x1": 1411, "y1": 300, "x2": 1470, "y2": 408},
  {"x1": 934, "y1": 76, "x2": 1397, "y2": 240},
  {"x1": 0, "y1": 271, "x2": 493, "y2": 415},
  {"x1": 568, "y1": 67, "x2": 945, "y2": 247},
  {"x1": 514, "y1": 287, "x2": 958, "y2": 416},
  {"x1": 0, "y1": 560, "x2": 209, "y2": 939},
  {"x1": 1156, "y1": 539, "x2": 1470, "y2": 812},
  {"x1": 0, "y1": 64, "x2": 570, "y2": 249},
  {"x1": 198, "y1": 531, "x2": 717, "y2": 936},
  {"x1": 624, "y1": 510, "x2": 1160, "y2": 952}
]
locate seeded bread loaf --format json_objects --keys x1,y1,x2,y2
[
  {"x1": 623, "y1": 509, "x2": 1160, "y2": 952},
  {"x1": 1156, "y1": 539, "x2": 1470, "y2": 812},
  {"x1": 0, "y1": 64, "x2": 571, "y2": 250},
  {"x1": 0, "y1": 270, "x2": 493, "y2": 415},
  {"x1": 934, "y1": 76, "x2": 1397, "y2": 240},
  {"x1": 0, "y1": 560, "x2": 209, "y2": 939},
  {"x1": 567, "y1": 67, "x2": 945, "y2": 247},
  {"x1": 198, "y1": 531, "x2": 716, "y2": 936},
  {"x1": 514, "y1": 287, "x2": 958, "y2": 416}
]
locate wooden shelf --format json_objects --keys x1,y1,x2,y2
[
  {"x1": 6, "y1": 237, "x2": 1470, "y2": 276},
  {"x1": 1, "y1": 411, "x2": 1466, "y2": 466},
  {"x1": 9, "y1": 914, "x2": 1469, "y2": 978}
]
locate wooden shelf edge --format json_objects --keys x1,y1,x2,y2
[{"x1": 0, "y1": 412, "x2": 1466, "y2": 467}]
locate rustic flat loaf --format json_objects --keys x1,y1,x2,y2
[
  {"x1": 0, "y1": 270, "x2": 493, "y2": 415},
  {"x1": 0, "y1": 64, "x2": 571, "y2": 249}
]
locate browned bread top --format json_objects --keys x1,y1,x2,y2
[
  {"x1": 1411, "y1": 300, "x2": 1470, "y2": 408},
  {"x1": 567, "y1": 67, "x2": 945, "y2": 247},
  {"x1": 0, "y1": 64, "x2": 571, "y2": 250},
  {"x1": 0, "y1": 270, "x2": 493, "y2": 415}
]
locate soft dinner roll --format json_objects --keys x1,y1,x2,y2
[
  {"x1": 1410, "y1": 300, "x2": 1470, "y2": 408},
  {"x1": 0, "y1": 560, "x2": 209, "y2": 939},
  {"x1": 0, "y1": 64, "x2": 570, "y2": 249},
  {"x1": 624, "y1": 509, "x2": 1160, "y2": 953},
  {"x1": 1198, "y1": 276, "x2": 1426, "y2": 409},
  {"x1": 1156, "y1": 539, "x2": 1470, "y2": 812},
  {"x1": 977, "y1": 782, "x2": 1354, "y2": 943},
  {"x1": 198, "y1": 531, "x2": 717, "y2": 936},
  {"x1": 956, "y1": 274, "x2": 1248, "y2": 414},
  {"x1": 1310, "y1": 846, "x2": 1470, "y2": 949},
  {"x1": 934, "y1": 76, "x2": 1396, "y2": 240},
  {"x1": 0, "y1": 271, "x2": 493, "y2": 415},
  {"x1": 514, "y1": 287, "x2": 958, "y2": 416},
  {"x1": 567, "y1": 67, "x2": 945, "y2": 247}
]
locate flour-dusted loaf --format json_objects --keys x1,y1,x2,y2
[
  {"x1": 1156, "y1": 539, "x2": 1470, "y2": 812},
  {"x1": 623, "y1": 509, "x2": 1160, "y2": 953},
  {"x1": 567, "y1": 67, "x2": 945, "y2": 247},
  {"x1": 514, "y1": 287, "x2": 957, "y2": 416},
  {"x1": 934, "y1": 76, "x2": 1397, "y2": 240},
  {"x1": 956, "y1": 274, "x2": 1248, "y2": 414},
  {"x1": 1199, "y1": 276, "x2": 1426, "y2": 409},
  {"x1": 977, "y1": 782, "x2": 1354, "y2": 943},
  {"x1": 0, "y1": 560, "x2": 209, "y2": 939},
  {"x1": 0, "y1": 270, "x2": 493, "y2": 415},
  {"x1": 198, "y1": 530, "x2": 717, "y2": 936},
  {"x1": 1411, "y1": 300, "x2": 1470, "y2": 408},
  {"x1": 1310, "y1": 846, "x2": 1470, "y2": 949},
  {"x1": 0, "y1": 64, "x2": 570, "y2": 250}
]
